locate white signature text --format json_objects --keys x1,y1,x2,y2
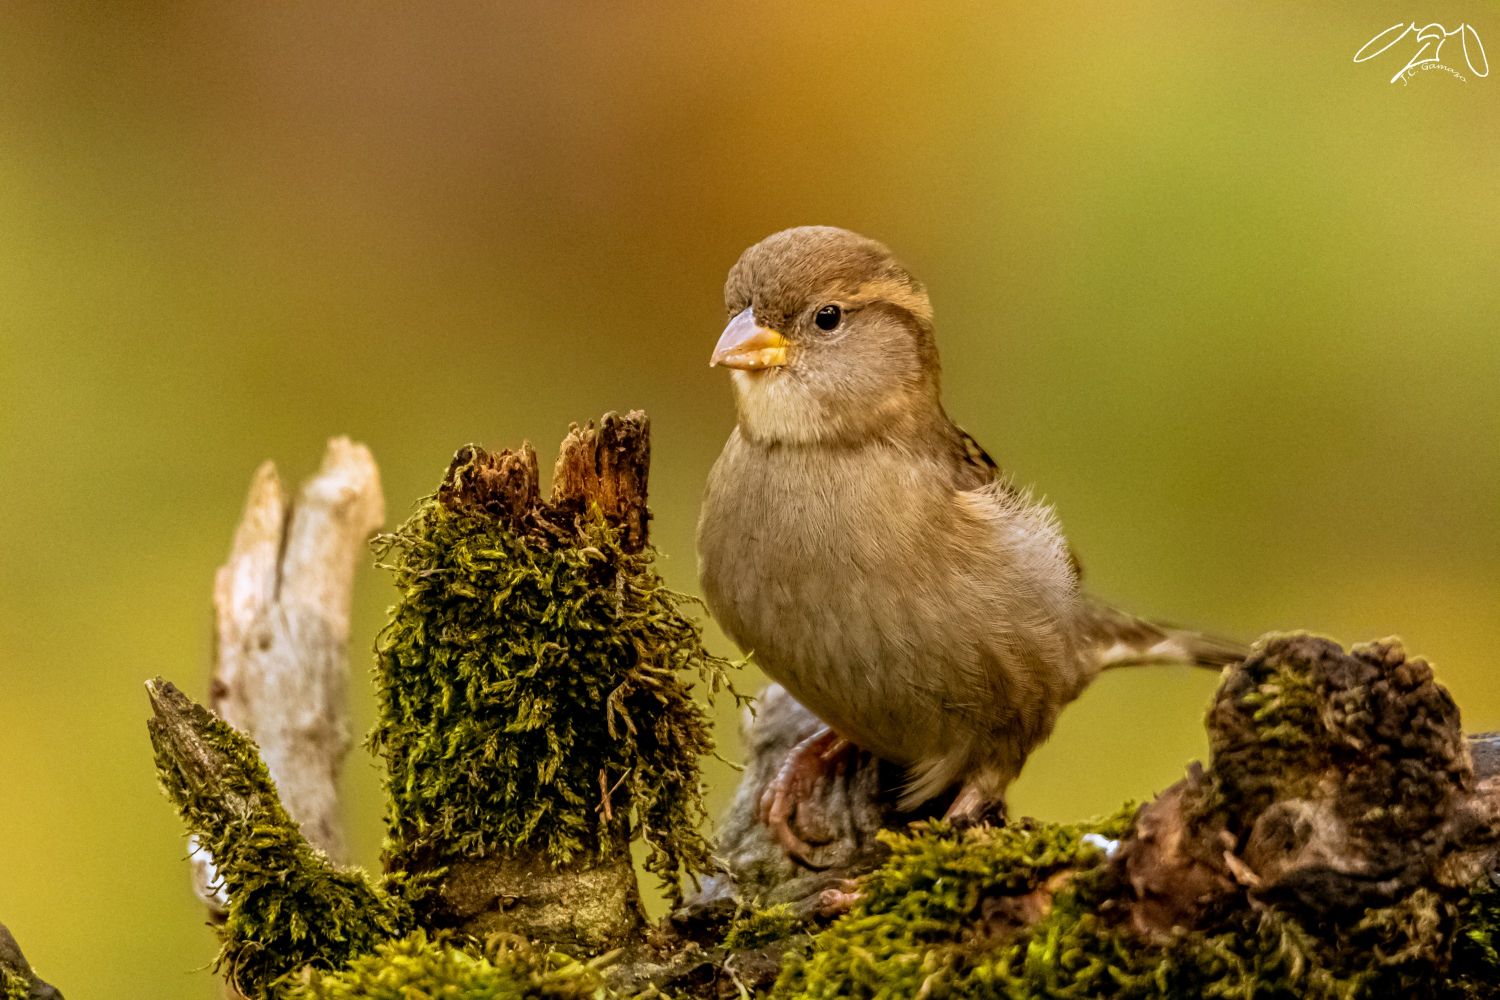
[{"x1": 1354, "y1": 22, "x2": 1489, "y2": 84}]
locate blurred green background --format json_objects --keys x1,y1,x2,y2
[{"x1": 2, "y1": 3, "x2": 1497, "y2": 995}]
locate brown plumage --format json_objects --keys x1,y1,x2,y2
[{"x1": 696, "y1": 226, "x2": 1243, "y2": 835}]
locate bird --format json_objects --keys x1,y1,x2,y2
[{"x1": 696, "y1": 226, "x2": 1244, "y2": 860}]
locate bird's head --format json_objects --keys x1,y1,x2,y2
[{"x1": 713, "y1": 226, "x2": 941, "y2": 445}]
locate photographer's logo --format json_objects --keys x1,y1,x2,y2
[{"x1": 1354, "y1": 22, "x2": 1489, "y2": 84}]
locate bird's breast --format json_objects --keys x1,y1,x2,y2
[{"x1": 696, "y1": 434, "x2": 966, "y2": 761}]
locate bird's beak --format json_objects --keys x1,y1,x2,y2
[{"x1": 711, "y1": 308, "x2": 788, "y2": 370}]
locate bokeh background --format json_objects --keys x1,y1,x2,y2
[{"x1": 2, "y1": 3, "x2": 1497, "y2": 995}]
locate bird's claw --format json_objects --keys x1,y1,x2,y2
[
  {"x1": 943, "y1": 781, "x2": 1008, "y2": 829},
  {"x1": 813, "y1": 880, "x2": 862, "y2": 918},
  {"x1": 757, "y1": 727, "x2": 853, "y2": 866}
]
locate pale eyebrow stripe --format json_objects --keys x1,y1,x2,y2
[{"x1": 849, "y1": 278, "x2": 934, "y2": 325}]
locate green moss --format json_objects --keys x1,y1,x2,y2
[
  {"x1": 777, "y1": 636, "x2": 1489, "y2": 998},
  {"x1": 149, "y1": 682, "x2": 412, "y2": 998},
  {"x1": 724, "y1": 903, "x2": 805, "y2": 951},
  {"x1": 286, "y1": 931, "x2": 605, "y2": 1000},
  {"x1": 1, "y1": 968, "x2": 29, "y2": 1000},
  {"x1": 1449, "y1": 876, "x2": 1500, "y2": 998},
  {"x1": 1204, "y1": 634, "x2": 1468, "y2": 855},
  {"x1": 775, "y1": 813, "x2": 1128, "y2": 999},
  {"x1": 371, "y1": 487, "x2": 733, "y2": 898},
  {"x1": 776, "y1": 808, "x2": 1462, "y2": 999},
  {"x1": 1209, "y1": 640, "x2": 1324, "y2": 811}
]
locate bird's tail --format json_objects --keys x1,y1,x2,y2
[{"x1": 1081, "y1": 599, "x2": 1247, "y2": 672}]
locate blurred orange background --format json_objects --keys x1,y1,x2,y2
[{"x1": 1, "y1": 3, "x2": 1496, "y2": 995}]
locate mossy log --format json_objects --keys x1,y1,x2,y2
[
  {"x1": 763, "y1": 636, "x2": 1500, "y2": 998},
  {"x1": 146, "y1": 412, "x2": 1500, "y2": 999}
]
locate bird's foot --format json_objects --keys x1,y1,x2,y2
[
  {"x1": 943, "y1": 781, "x2": 1008, "y2": 829},
  {"x1": 811, "y1": 879, "x2": 862, "y2": 919},
  {"x1": 758, "y1": 726, "x2": 854, "y2": 866}
]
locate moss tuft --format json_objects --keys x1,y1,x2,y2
[
  {"x1": 286, "y1": 931, "x2": 605, "y2": 1000},
  {"x1": 777, "y1": 814, "x2": 1464, "y2": 999},
  {"x1": 370, "y1": 464, "x2": 734, "y2": 899},
  {"x1": 148, "y1": 681, "x2": 412, "y2": 998},
  {"x1": 1, "y1": 968, "x2": 29, "y2": 1000},
  {"x1": 1449, "y1": 875, "x2": 1500, "y2": 998},
  {"x1": 724, "y1": 903, "x2": 806, "y2": 951},
  {"x1": 775, "y1": 811, "x2": 1130, "y2": 999},
  {"x1": 1203, "y1": 633, "x2": 1470, "y2": 856}
]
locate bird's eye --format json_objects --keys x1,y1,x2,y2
[{"x1": 814, "y1": 304, "x2": 842, "y2": 331}]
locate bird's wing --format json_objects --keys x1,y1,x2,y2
[
  {"x1": 950, "y1": 422, "x2": 1085, "y2": 580},
  {"x1": 954, "y1": 423, "x2": 1004, "y2": 487}
]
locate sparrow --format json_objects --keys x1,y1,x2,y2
[{"x1": 696, "y1": 226, "x2": 1244, "y2": 858}]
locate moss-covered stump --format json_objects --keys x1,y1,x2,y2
[
  {"x1": 146, "y1": 680, "x2": 412, "y2": 998},
  {"x1": 370, "y1": 412, "x2": 732, "y2": 953},
  {"x1": 774, "y1": 634, "x2": 1500, "y2": 998}
]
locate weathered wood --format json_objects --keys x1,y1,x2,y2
[
  {"x1": 437, "y1": 441, "x2": 540, "y2": 524},
  {"x1": 438, "y1": 410, "x2": 651, "y2": 553},
  {"x1": 196, "y1": 438, "x2": 383, "y2": 915},
  {"x1": 551, "y1": 411, "x2": 651, "y2": 551},
  {"x1": 1119, "y1": 636, "x2": 1500, "y2": 939},
  {"x1": 672, "y1": 637, "x2": 1500, "y2": 998},
  {"x1": 695, "y1": 664, "x2": 1500, "y2": 930}
]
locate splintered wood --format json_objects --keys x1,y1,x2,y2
[{"x1": 439, "y1": 410, "x2": 651, "y2": 552}]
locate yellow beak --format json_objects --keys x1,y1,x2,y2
[{"x1": 711, "y1": 308, "x2": 788, "y2": 370}]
